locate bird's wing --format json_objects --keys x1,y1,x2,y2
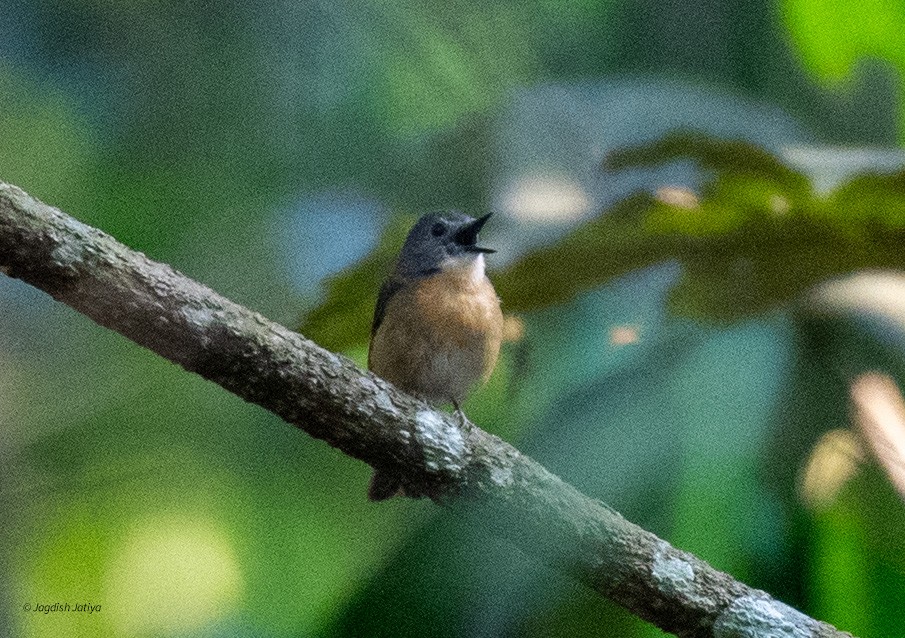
[
  {"x1": 371, "y1": 277, "x2": 404, "y2": 337},
  {"x1": 368, "y1": 277, "x2": 404, "y2": 372}
]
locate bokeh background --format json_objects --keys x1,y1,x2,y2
[{"x1": 3, "y1": 0, "x2": 905, "y2": 636}]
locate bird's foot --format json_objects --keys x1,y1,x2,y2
[{"x1": 452, "y1": 400, "x2": 469, "y2": 429}]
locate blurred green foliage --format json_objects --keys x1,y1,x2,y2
[
  {"x1": 519, "y1": 134, "x2": 905, "y2": 316},
  {"x1": 783, "y1": 0, "x2": 905, "y2": 142},
  {"x1": 303, "y1": 130, "x2": 905, "y2": 352},
  {"x1": 0, "y1": 66, "x2": 92, "y2": 211},
  {"x1": 4, "y1": 0, "x2": 905, "y2": 637}
]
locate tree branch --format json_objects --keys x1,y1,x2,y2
[{"x1": 0, "y1": 181, "x2": 851, "y2": 638}]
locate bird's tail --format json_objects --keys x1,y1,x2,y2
[{"x1": 368, "y1": 469, "x2": 401, "y2": 501}]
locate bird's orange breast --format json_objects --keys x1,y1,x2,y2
[{"x1": 368, "y1": 264, "x2": 503, "y2": 405}]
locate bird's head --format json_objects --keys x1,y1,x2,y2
[{"x1": 396, "y1": 212, "x2": 495, "y2": 278}]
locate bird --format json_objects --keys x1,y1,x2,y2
[{"x1": 367, "y1": 212, "x2": 504, "y2": 500}]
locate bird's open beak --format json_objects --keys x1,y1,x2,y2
[{"x1": 455, "y1": 213, "x2": 496, "y2": 254}]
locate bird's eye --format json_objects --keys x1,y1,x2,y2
[{"x1": 431, "y1": 222, "x2": 446, "y2": 237}]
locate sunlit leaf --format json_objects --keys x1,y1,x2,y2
[{"x1": 782, "y1": 0, "x2": 905, "y2": 140}]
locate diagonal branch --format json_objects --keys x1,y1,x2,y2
[{"x1": 0, "y1": 181, "x2": 851, "y2": 638}]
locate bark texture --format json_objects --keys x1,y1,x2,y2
[{"x1": 0, "y1": 182, "x2": 853, "y2": 637}]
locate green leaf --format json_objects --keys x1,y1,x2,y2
[
  {"x1": 828, "y1": 170, "x2": 905, "y2": 229},
  {"x1": 494, "y1": 192, "x2": 667, "y2": 312},
  {"x1": 604, "y1": 129, "x2": 812, "y2": 198},
  {"x1": 503, "y1": 132, "x2": 905, "y2": 321},
  {"x1": 782, "y1": 0, "x2": 905, "y2": 140},
  {"x1": 300, "y1": 131, "x2": 905, "y2": 337}
]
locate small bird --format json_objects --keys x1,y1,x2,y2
[{"x1": 367, "y1": 212, "x2": 504, "y2": 500}]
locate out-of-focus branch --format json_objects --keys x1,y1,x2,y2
[{"x1": 0, "y1": 182, "x2": 852, "y2": 637}]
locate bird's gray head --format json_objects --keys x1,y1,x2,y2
[{"x1": 395, "y1": 212, "x2": 495, "y2": 278}]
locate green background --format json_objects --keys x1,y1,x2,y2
[{"x1": 2, "y1": 0, "x2": 905, "y2": 636}]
